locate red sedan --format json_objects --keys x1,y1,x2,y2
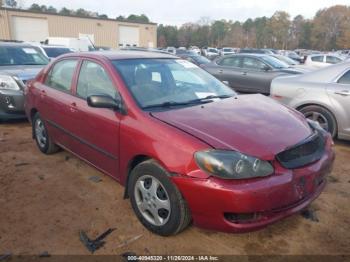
[{"x1": 24, "y1": 51, "x2": 335, "y2": 236}]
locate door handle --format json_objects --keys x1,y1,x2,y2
[
  {"x1": 334, "y1": 90, "x2": 350, "y2": 96},
  {"x1": 40, "y1": 90, "x2": 46, "y2": 98},
  {"x1": 218, "y1": 69, "x2": 223, "y2": 73},
  {"x1": 242, "y1": 72, "x2": 247, "y2": 75},
  {"x1": 70, "y1": 102, "x2": 77, "y2": 113}
]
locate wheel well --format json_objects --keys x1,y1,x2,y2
[
  {"x1": 30, "y1": 108, "x2": 38, "y2": 122},
  {"x1": 296, "y1": 103, "x2": 338, "y2": 135},
  {"x1": 30, "y1": 108, "x2": 38, "y2": 139},
  {"x1": 123, "y1": 155, "x2": 151, "y2": 199}
]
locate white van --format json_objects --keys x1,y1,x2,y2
[{"x1": 45, "y1": 37, "x2": 95, "y2": 52}]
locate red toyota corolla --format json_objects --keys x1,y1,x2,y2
[{"x1": 25, "y1": 51, "x2": 335, "y2": 236}]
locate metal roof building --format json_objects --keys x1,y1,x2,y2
[{"x1": 0, "y1": 7, "x2": 157, "y2": 48}]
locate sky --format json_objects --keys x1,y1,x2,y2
[{"x1": 19, "y1": 0, "x2": 350, "y2": 26}]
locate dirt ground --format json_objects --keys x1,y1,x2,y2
[{"x1": 0, "y1": 120, "x2": 350, "y2": 257}]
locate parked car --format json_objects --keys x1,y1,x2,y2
[
  {"x1": 189, "y1": 46, "x2": 201, "y2": 55},
  {"x1": 175, "y1": 49, "x2": 198, "y2": 56},
  {"x1": 205, "y1": 47, "x2": 220, "y2": 60},
  {"x1": 304, "y1": 54, "x2": 343, "y2": 69},
  {"x1": 203, "y1": 54, "x2": 304, "y2": 94},
  {"x1": 220, "y1": 47, "x2": 236, "y2": 56},
  {"x1": 25, "y1": 51, "x2": 334, "y2": 235},
  {"x1": 177, "y1": 54, "x2": 211, "y2": 67},
  {"x1": 284, "y1": 51, "x2": 304, "y2": 63},
  {"x1": 239, "y1": 48, "x2": 273, "y2": 54},
  {"x1": 166, "y1": 47, "x2": 176, "y2": 55},
  {"x1": 39, "y1": 45, "x2": 74, "y2": 59},
  {"x1": 0, "y1": 41, "x2": 49, "y2": 120},
  {"x1": 271, "y1": 62, "x2": 350, "y2": 140}
]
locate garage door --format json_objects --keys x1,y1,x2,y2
[
  {"x1": 118, "y1": 26, "x2": 139, "y2": 47},
  {"x1": 12, "y1": 16, "x2": 49, "y2": 42}
]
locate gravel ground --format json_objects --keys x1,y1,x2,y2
[{"x1": 0, "y1": 121, "x2": 349, "y2": 257}]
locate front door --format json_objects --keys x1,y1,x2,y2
[{"x1": 68, "y1": 60, "x2": 122, "y2": 177}]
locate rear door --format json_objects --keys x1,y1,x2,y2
[
  {"x1": 327, "y1": 69, "x2": 350, "y2": 138},
  {"x1": 207, "y1": 56, "x2": 245, "y2": 91},
  {"x1": 68, "y1": 59, "x2": 121, "y2": 177},
  {"x1": 38, "y1": 59, "x2": 79, "y2": 147}
]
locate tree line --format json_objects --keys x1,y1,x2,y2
[
  {"x1": 158, "y1": 5, "x2": 350, "y2": 51},
  {"x1": 1, "y1": 1, "x2": 151, "y2": 23}
]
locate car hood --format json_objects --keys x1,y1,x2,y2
[
  {"x1": 151, "y1": 95, "x2": 312, "y2": 159},
  {"x1": 0, "y1": 65, "x2": 45, "y2": 82},
  {"x1": 279, "y1": 67, "x2": 305, "y2": 74}
]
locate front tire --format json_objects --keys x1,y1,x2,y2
[
  {"x1": 299, "y1": 105, "x2": 337, "y2": 138},
  {"x1": 129, "y1": 160, "x2": 191, "y2": 236},
  {"x1": 32, "y1": 113, "x2": 59, "y2": 154}
]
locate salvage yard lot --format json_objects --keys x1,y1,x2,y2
[{"x1": 0, "y1": 121, "x2": 350, "y2": 255}]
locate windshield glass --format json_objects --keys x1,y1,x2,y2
[
  {"x1": 208, "y1": 48, "x2": 218, "y2": 53},
  {"x1": 112, "y1": 59, "x2": 235, "y2": 110},
  {"x1": 261, "y1": 56, "x2": 289, "y2": 69},
  {"x1": 274, "y1": 55, "x2": 298, "y2": 65},
  {"x1": 43, "y1": 47, "x2": 72, "y2": 58},
  {"x1": 0, "y1": 46, "x2": 49, "y2": 66},
  {"x1": 192, "y1": 56, "x2": 211, "y2": 64},
  {"x1": 223, "y1": 48, "x2": 233, "y2": 52}
]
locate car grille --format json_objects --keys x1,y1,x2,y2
[{"x1": 276, "y1": 130, "x2": 326, "y2": 169}]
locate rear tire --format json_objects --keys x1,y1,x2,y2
[
  {"x1": 299, "y1": 105, "x2": 337, "y2": 138},
  {"x1": 32, "y1": 113, "x2": 59, "y2": 154},
  {"x1": 128, "y1": 159, "x2": 191, "y2": 236}
]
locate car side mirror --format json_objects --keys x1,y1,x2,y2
[
  {"x1": 263, "y1": 65, "x2": 271, "y2": 71},
  {"x1": 87, "y1": 95, "x2": 120, "y2": 110}
]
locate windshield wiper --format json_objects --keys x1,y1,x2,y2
[
  {"x1": 194, "y1": 94, "x2": 232, "y2": 101},
  {"x1": 143, "y1": 99, "x2": 211, "y2": 110}
]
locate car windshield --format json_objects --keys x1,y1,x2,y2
[
  {"x1": 208, "y1": 48, "x2": 218, "y2": 53},
  {"x1": 0, "y1": 45, "x2": 49, "y2": 66},
  {"x1": 112, "y1": 59, "x2": 235, "y2": 110},
  {"x1": 43, "y1": 47, "x2": 72, "y2": 58},
  {"x1": 274, "y1": 55, "x2": 298, "y2": 65},
  {"x1": 261, "y1": 56, "x2": 289, "y2": 69},
  {"x1": 192, "y1": 56, "x2": 211, "y2": 64},
  {"x1": 223, "y1": 48, "x2": 233, "y2": 52}
]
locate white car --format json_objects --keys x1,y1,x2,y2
[
  {"x1": 304, "y1": 54, "x2": 343, "y2": 69},
  {"x1": 205, "y1": 47, "x2": 219, "y2": 60},
  {"x1": 220, "y1": 47, "x2": 236, "y2": 56},
  {"x1": 189, "y1": 46, "x2": 201, "y2": 55},
  {"x1": 166, "y1": 47, "x2": 176, "y2": 55}
]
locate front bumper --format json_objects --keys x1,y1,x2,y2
[
  {"x1": 172, "y1": 145, "x2": 335, "y2": 233},
  {"x1": 0, "y1": 89, "x2": 26, "y2": 120}
]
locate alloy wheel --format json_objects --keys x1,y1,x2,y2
[
  {"x1": 304, "y1": 111, "x2": 329, "y2": 131},
  {"x1": 134, "y1": 175, "x2": 171, "y2": 226},
  {"x1": 35, "y1": 118, "x2": 47, "y2": 148}
]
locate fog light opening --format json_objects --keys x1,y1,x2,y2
[{"x1": 224, "y1": 212, "x2": 262, "y2": 224}]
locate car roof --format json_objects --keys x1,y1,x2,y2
[
  {"x1": 224, "y1": 53, "x2": 267, "y2": 58},
  {"x1": 60, "y1": 50, "x2": 178, "y2": 60},
  {"x1": 0, "y1": 41, "x2": 37, "y2": 48},
  {"x1": 298, "y1": 61, "x2": 350, "y2": 82}
]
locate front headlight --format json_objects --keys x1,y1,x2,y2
[
  {"x1": 0, "y1": 75, "x2": 20, "y2": 90},
  {"x1": 195, "y1": 150, "x2": 274, "y2": 179}
]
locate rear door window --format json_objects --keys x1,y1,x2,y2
[
  {"x1": 45, "y1": 59, "x2": 78, "y2": 92},
  {"x1": 338, "y1": 70, "x2": 350, "y2": 85},
  {"x1": 311, "y1": 55, "x2": 324, "y2": 62},
  {"x1": 76, "y1": 60, "x2": 119, "y2": 100}
]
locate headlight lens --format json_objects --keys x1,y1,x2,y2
[
  {"x1": 195, "y1": 150, "x2": 274, "y2": 179},
  {"x1": 0, "y1": 75, "x2": 20, "y2": 90}
]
